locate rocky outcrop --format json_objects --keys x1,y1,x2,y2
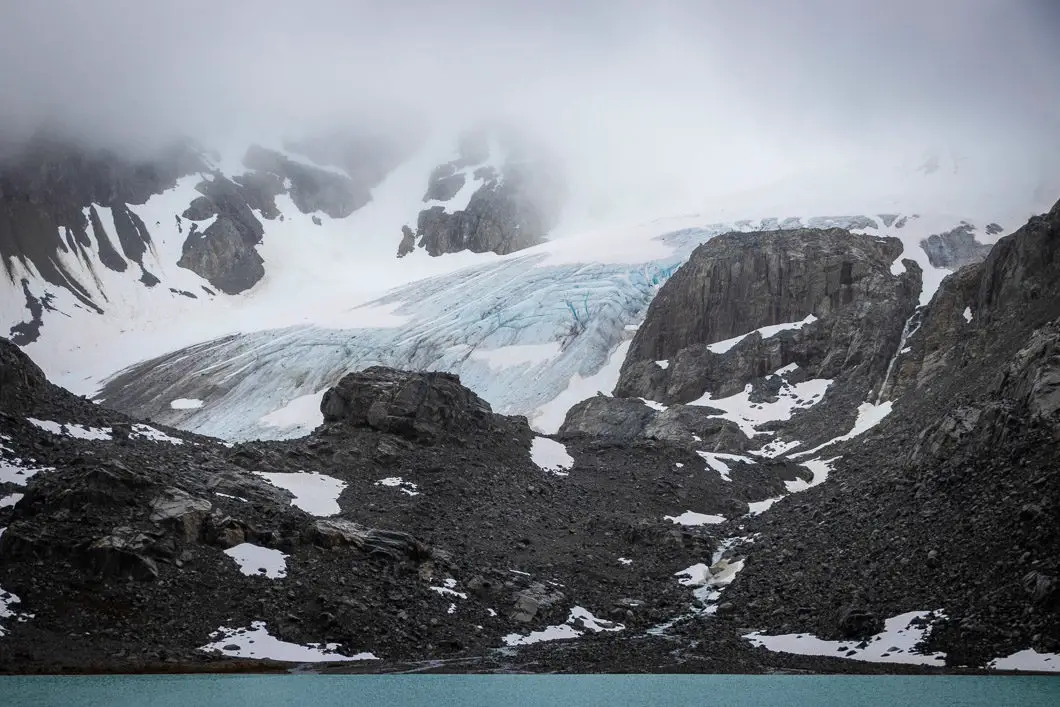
[
  {"x1": 0, "y1": 134, "x2": 204, "y2": 333},
  {"x1": 320, "y1": 367, "x2": 496, "y2": 442},
  {"x1": 719, "y1": 198, "x2": 1060, "y2": 667},
  {"x1": 0, "y1": 336, "x2": 47, "y2": 412},
  {"x1": 243, "y1": 145, "x2": 365, "y2": 218},
  {"x1": 558, "y1": 395, "x2": 747, "y2": 450},
  {"x1": 399, "y1": 128, "x2": 564, "y2": 258},
  {"x1": 920, "y1": 222, "x2": 993, "y2": 269},
  {"x1": 177, "y1": 215, "x2": 265, "y2": 295},
  {"x1": 615, "y1": 228, "x2": 921, "y2": 405}
]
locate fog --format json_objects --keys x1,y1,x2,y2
[{"x1": 1, "y1": 0, "x2": 1058, "y2": 219}]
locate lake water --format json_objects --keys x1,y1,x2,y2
[{"x1": 1, "y1": 674, "x2": 1057, "y2": 707}]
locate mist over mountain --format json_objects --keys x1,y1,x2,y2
[
  {"x1": 1, "y1": 0, "x2": 1059, "y2": 678},
  {"x1": 1, "y1": 0, "x2": 1057, "y2": 222}
]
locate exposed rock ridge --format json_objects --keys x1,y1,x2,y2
[
  {"x1": 615, "y1": 228, "x2": 921, "y2": 405},
  {"x1": 398, "y1": 128, "x2": 564, "y2": 258}
]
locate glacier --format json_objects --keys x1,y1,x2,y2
[{"x1": 99, "y1": 212, "x2": 970, "y2": 441}]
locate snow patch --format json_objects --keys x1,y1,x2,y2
[
  {"x1": 989, "y1": 648, "x2": 1060, "y2": 672},
  {"x1": 688, "y1": 373, "x2": 832, "y2": 438},
  {"x1": 254, "y1": 471, "x2": 347, "y2": 516},
  {"x1": 170, "y1": 398, "x2": 204, "y2": 410},
  {"x1": 618, "y1": 557, "x2": 632, "y2": 566},
  {"x1": 531, "y1": 340, "x2": 631, "y2": 434},
  {"x1": 654, "y1": 360, "x2": 670, "y2": 370},
  {"x1": 963, "y1": 306, "x2": 973, "y2": 323},
  {"x1": 747, "y1": 497, "x2": 783, "y2": 516},
  {"x1": 259, "y1": 390, "x2": 326, "y2": 438},
  {"x1": 130, "y1": 424, "x2": 184, "y2": 445},
  {"x1": 744, "y1": 610, "x2": 947, "y2": 666},
  {"x1": 790, "y1": 401, "x2": 893, "y2": 458},
  {"x1": 27, "y1": 418, "x2": 112, "y2": 441},
  {"x1": 502, "y1": 606, "x2": 624, "y2": 646},
  {"x1": 223, "y1": 543, "x2": 288, "y2": 579},
  {"x1": 706, "y1": 315, "x2": 819, "y2": 354},
  {"x1": 0, "y1": 584, "x2": 33, "y2": 636},
  {"x1": 0, "y1": 493, "x2": 23, "y2": 509},
  {"x1": 530, "y1": 437, "x2": 574, "y2": 475},
  {"x1": 665, "y1": 510, "x2": 726, "y2": 526},
  {"x1": 375, "y1": 477, "x2": 420, "y2": 496},
  {"x1": 200, "y1": 621, "x2": 377, "y2": 662},
  {"x1": 697, "y1": 451, "x2": 754, "y2": 482}
]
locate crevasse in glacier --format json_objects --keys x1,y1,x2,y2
[{"x1": 99, "y1": 213, "x2": 946, "y2": 441}]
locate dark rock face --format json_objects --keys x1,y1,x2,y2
[
  {"x1": 615, "y1": 229, "x2": 921, "y2": 405},
  {"x1": 558, "y1": 395, "x2": 747, "y2": 450},
  {"x1": 920, "y1": 223, "x2": 994, "y2": 269},
  {"x1": 321, "y1": 367, "x2": 495, "y2": 442},
  {"x1": 399, "y1": 128, "x2": 564, "y2": 258},
  {"x1": 243, "y1": 145, "x2": 365, "y2": 219},
  {"x1": 0, "y1": 337, "x2": 47, "y2": 413},
  {"x1": 719, "y1": 198, "x2": 1060, "y2": 667},
  {"x1": 0, "y1": 135, "x2": 205, "y2": 339}
]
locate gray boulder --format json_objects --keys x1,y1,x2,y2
[
  {"x1": 148, "y1": 487, "x2": 212, "y2": 543},
  {"x1": 320, "y1": 367, "x2": 495, "y2": 442}
]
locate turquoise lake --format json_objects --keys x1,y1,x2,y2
[{"x1": 1, "y1": 674, "x2": 1058, "y2": 707}]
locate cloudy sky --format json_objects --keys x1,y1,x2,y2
[{"x1": 1, "y1": 0, "x2": 1057, "y2": 216}]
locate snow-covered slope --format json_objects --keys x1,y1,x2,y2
[
  {"x1": 98, "y1": 202, "x2": 1017, "y2": 441},
  {"x1": 6, "y1": 139, "x2": 1054, "y2": 441}
]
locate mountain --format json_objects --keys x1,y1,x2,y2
[
  {"x1": 0, "y1": 197, "x2": 1057, "y2": 673},
  {"x1": 0, "y1": 125, "x2": 563, "y2": 388}
]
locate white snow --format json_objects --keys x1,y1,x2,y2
[
  {"x1": 0, "y1": 493, "x2": 23, "y2": 509},
  {"x1": 502, "y1": 606, "x2": 624, "y2": 646},
  {"x1": 697, "y1": 451, "x2": 754, "y2": 482},
  {"x1": 170, "y1": 398, "x2": 204, "y2": 410},
  {"x1": 130, "y1": 424, "x2": 184, "y2": 445},
  {"x1": 531, "y1": 340, "x2": 632, "y2": 433},
  {"x1": 688, "y1": 372, "x2": 833, "y2": 437},
  {"x1": 790, "y1": 401, "x2": 893, "y2": 458},
  {"x1": 259, "y1": 390, "x2": 326, "y2": 438},
  {"x1": 254, "y1": 471, "x2": 347, "y2": 516},
  {"x1": 200, "y1": 621, "x2": 377, "y2": 662},
  {"x1": 665, "y1": 510, "x2": 726, "y2": 526},
  {"x1": 529, "y1": 437, "x2": 574, "y2": 475},
  {"x1": 618, "y1": 557, "x2": 633, "y2": 566},
  {"x1": 0, "y1": 584, "x2": 33, "y2": 636},
  {"x1": 429, "y1": 585, "x2": 468, "y2": 599},
  {"x1": 223, "y1": 543, "x2": 288, "y2": 579},
  {"x1": 747, "y1": 497, "x2": 783, "y2": 515},
  {"x1": 744, "y1": 610, "x2": 947, "y2": 666},
  {"x1": 963, "y1": 306, "x2": 974, "y2": 323},
  {"x1": 784, "y1": 457, "x2": 840, "y2": 493},
  {"x1": 0, "y1": 459, "x2": 51, "y2": 486},
  {"x1": 375, "y1": 477, "x2": 420, "y2": 496},
  {"x1": 706, "y1": 315, "x2": 819, "y2": 354},
  {"x1": 470, "y1": 342, "x2": 563, "y2": 369},
  {"x1": 655, "y1": 360, "x2": 670, "y2": 370},
  {"x1": 639, "y1": 398, "x2": 668, "y2": 412},
  {"x1": 750, "y1": 438, "x2": 803, "y2": 459},
  {"x1": 988, "y1": 648, "x2": 1060, "y2": 673},
  {"x1": 27, "y1": 418, "x2": 112, "y2": 441}
]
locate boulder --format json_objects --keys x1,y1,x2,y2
[
  {"x1": 148, "y1": 488, "x2": 212, "y2": 543},
  {"x1": 85, "y1": 528, "x2": 161, "y2": 581},
  {"x1": 310, "y1": 519, "x2": 429, "y2": 562},
  {"x1": 320, "y1": 367, "x2": 494, "y2": 442}
]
